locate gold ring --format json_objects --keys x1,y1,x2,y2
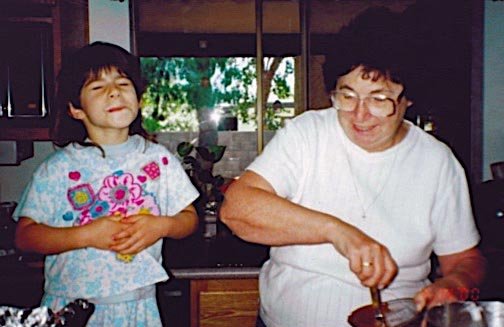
[{"x1": 362, "y1": 261, "x2": 373, "y2": 267}]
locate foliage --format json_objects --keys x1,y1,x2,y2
[
  {"x1": 141, "y1": 58, "x2": 197, "y2": 132},
  {"x1": 140, "y1": 57, "x2": 293, "y2": 133},
  {"x1": 177, "y1": 141, "x2": 226, "y2": 214},
  {"x1": 264, "y1": 105, "x2": 287, "y2": 131}
]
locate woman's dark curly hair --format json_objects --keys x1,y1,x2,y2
[{"x1": 51, "y1": 41, "x2": 152, "y2": 148}]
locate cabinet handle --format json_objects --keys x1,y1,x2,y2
[{"x1": 163, "y1": 290, "x2": 183, "y2": 297}]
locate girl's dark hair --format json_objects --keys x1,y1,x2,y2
[{"x1": 51, "y1": 41, "x2": 152, "y2": 148}]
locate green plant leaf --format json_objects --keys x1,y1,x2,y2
[
  {"x1": 207, "y1": 145, "x2": 226, "y2": 163},
  {"x1": 177, "y1": 142, "x2": 194, "y2": 157}
]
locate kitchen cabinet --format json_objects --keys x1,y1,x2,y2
[
  {"x1": 190, "y1": 278, "x2": 259, "y2": 327},
  {"x1": 158, "y1": 235, "x2": 267, "y2": 327},
  {"x1": 0, "y1": 0, "x2": 61, "y2": 140},
  {"x1": 0, "y1": 0, "x2": 87, "y2": 141},
  {"x1": 0, "y1": 257, "x2": 44, "y2": 308}
]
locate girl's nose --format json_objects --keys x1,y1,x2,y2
[{"x1": 108, "y1": 85, "x2": 120, "y2": 98}]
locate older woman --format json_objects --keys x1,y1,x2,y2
[{"x1": 220, "y1": 62, "x2": 485, "y2": 327}]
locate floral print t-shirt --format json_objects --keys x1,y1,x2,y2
[{"x1": 13, "y1": 135, "x2": 199, "y2": 300}]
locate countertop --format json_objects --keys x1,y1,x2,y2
[{"x1": 162, "y1": 229, "x2": 270, "y2": 279}]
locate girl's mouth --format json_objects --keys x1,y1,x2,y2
[{"x1": 108, "y1": 106, "x2": 125, "y2": 113}]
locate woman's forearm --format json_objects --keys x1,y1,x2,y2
[
  {"x1": 221, "y1": 182, "x2": 336, "y2": 246},
  {"x1": 441, "y1": 251, "x2": 486, "y2": 289}
]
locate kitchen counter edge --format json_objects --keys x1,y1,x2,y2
[{"x1": 169, "y1": 266, "x2": 261, "y2": 280}]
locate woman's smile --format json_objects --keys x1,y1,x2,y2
[{"x1": 353, "y1": 124, "x2": 377, "y2": 133}]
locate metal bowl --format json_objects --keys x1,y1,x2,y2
[
  {"x1": 479, "y1": 301, "x2": 504, "y2": 327},
  {"x1": 425, "y1": 301, "x2": 504, "y2": 327}
]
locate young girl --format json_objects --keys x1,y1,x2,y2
[{"x1": 13, "y1": 42, "x2": 199, "y2": 326}]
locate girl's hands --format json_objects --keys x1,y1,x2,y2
[
  {"x1": 83, "y1": 215, "x2": 125, "y2": 250},
  {"x1": 109, "y1": 214, "x2": 165, "y2": 255}
]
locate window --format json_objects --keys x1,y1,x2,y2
[
  {"x1": 140, "y1": 56, "x2": 295, "y2": 133},
  {"x1": 134, "y1": 0, "x2": 305, "y2": 180}
]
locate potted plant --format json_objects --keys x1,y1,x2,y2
[{"x1": 177, "y1": 141, "x2": 226, "y2": 237}]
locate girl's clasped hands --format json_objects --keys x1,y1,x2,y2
[{"x1": 84, "y1": 213, "x2": 164, "y2": 256}]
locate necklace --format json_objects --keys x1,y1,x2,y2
[{"x1": 341, "y1": 138, "x2": 399, "y2": 219}]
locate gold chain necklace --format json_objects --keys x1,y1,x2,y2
[{"x1": 341, "y1": 137, "x2": 399, "y2": 219}]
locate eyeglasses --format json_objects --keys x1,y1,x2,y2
[{"x1": 331, "y1": 89, "x2": 404, "y2": 117}]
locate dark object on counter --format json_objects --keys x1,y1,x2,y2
[
  {"x1": 0, "y1": 202, "x2": 16, "y2": 220},
  {"x1": 0, "y1": 202, "x2": 17, "y2": 254},
  {"x1": 491, "y1": 162, "x2": 504, "y2": 181},
  {"x1": 0, "y1": 141, "x2": 34, "y2": 166},
  {"x1": 473, "y1": 179, "x2": 504, "y2": 249},
  {"x1": 0, "y1": 201, "x2": 45, "y2": 267},
  {"x1": 0, "y1": 299, "x2": 94, "y2": 327},
  {"x1": 472, "y1": 163, "x2": 504, "y2": 301}
]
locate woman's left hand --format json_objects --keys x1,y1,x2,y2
[
  {"x1": 414, "y1": 247, "x2": 486, "y2": 311},
  {"x1": 414, "y1": 278, "x2": 461, "y2": 311}
]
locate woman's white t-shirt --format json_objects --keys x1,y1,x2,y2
[{"x1": 248, "y1": 108, "x2": 480, "y2": 327}]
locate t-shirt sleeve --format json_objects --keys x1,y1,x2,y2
[
  {"x1": 12, "y1": 179, "x2": 36, "y2": 222},
  {"x1": 12, "y1": 162, "x2": 59, "y2": 225},
  {"x1": 431, "y1": 152, "x2": 481, "y2": 255},
  {"x1": 247, "y1": 118, "x2": 307, "y2": 199},
  {"x1": 163, "y1": 151, "x2": 199, "y2": 216}
]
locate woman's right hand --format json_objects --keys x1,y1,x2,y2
[
  {"x1": 82, "y1": 215, "x2": 126, "y2": 251},
  {"x1": 328, "y1": 220, "x2": 398, "y2": 289}
]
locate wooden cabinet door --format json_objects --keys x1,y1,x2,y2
[{"x1": 191, "y1": 279, "x2": 259, "y2": 327}]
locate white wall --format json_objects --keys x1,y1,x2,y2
[
  {"x1": 483, "y1": 1, "x2": 504, "y2": 180},
  {"x1": 0, "y1": 143, "x2": 55, "y2": 202},
  {"x1": 88, "y1": 0, "x2": 130, "y2": 51}
]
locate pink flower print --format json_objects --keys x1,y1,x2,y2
[
  {"x1": 89, "y1": 200, "x2": 110, "y2": 218},
  {"x1": 162, "y1": 156, "x2": 169, "y2": 165},
  {"x1": 128, "y1": 194, "x2": 160, "y2": 216},
  {"x1": 67, "y1": 184, "x2": 95, "y2": 210},
  {"x1": 78, "y1": 210, "x2": 93, "y2": 226},
  {"x1": 142, "y1": 161, "x2": 161, "y2": 180},
  {"x1": 98, "y1": 172, "x2": 142, "y2": 212}
]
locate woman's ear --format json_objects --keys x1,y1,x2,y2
[{"x1": 68, "y1": 102, "x2": 86, "y2": 120}]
